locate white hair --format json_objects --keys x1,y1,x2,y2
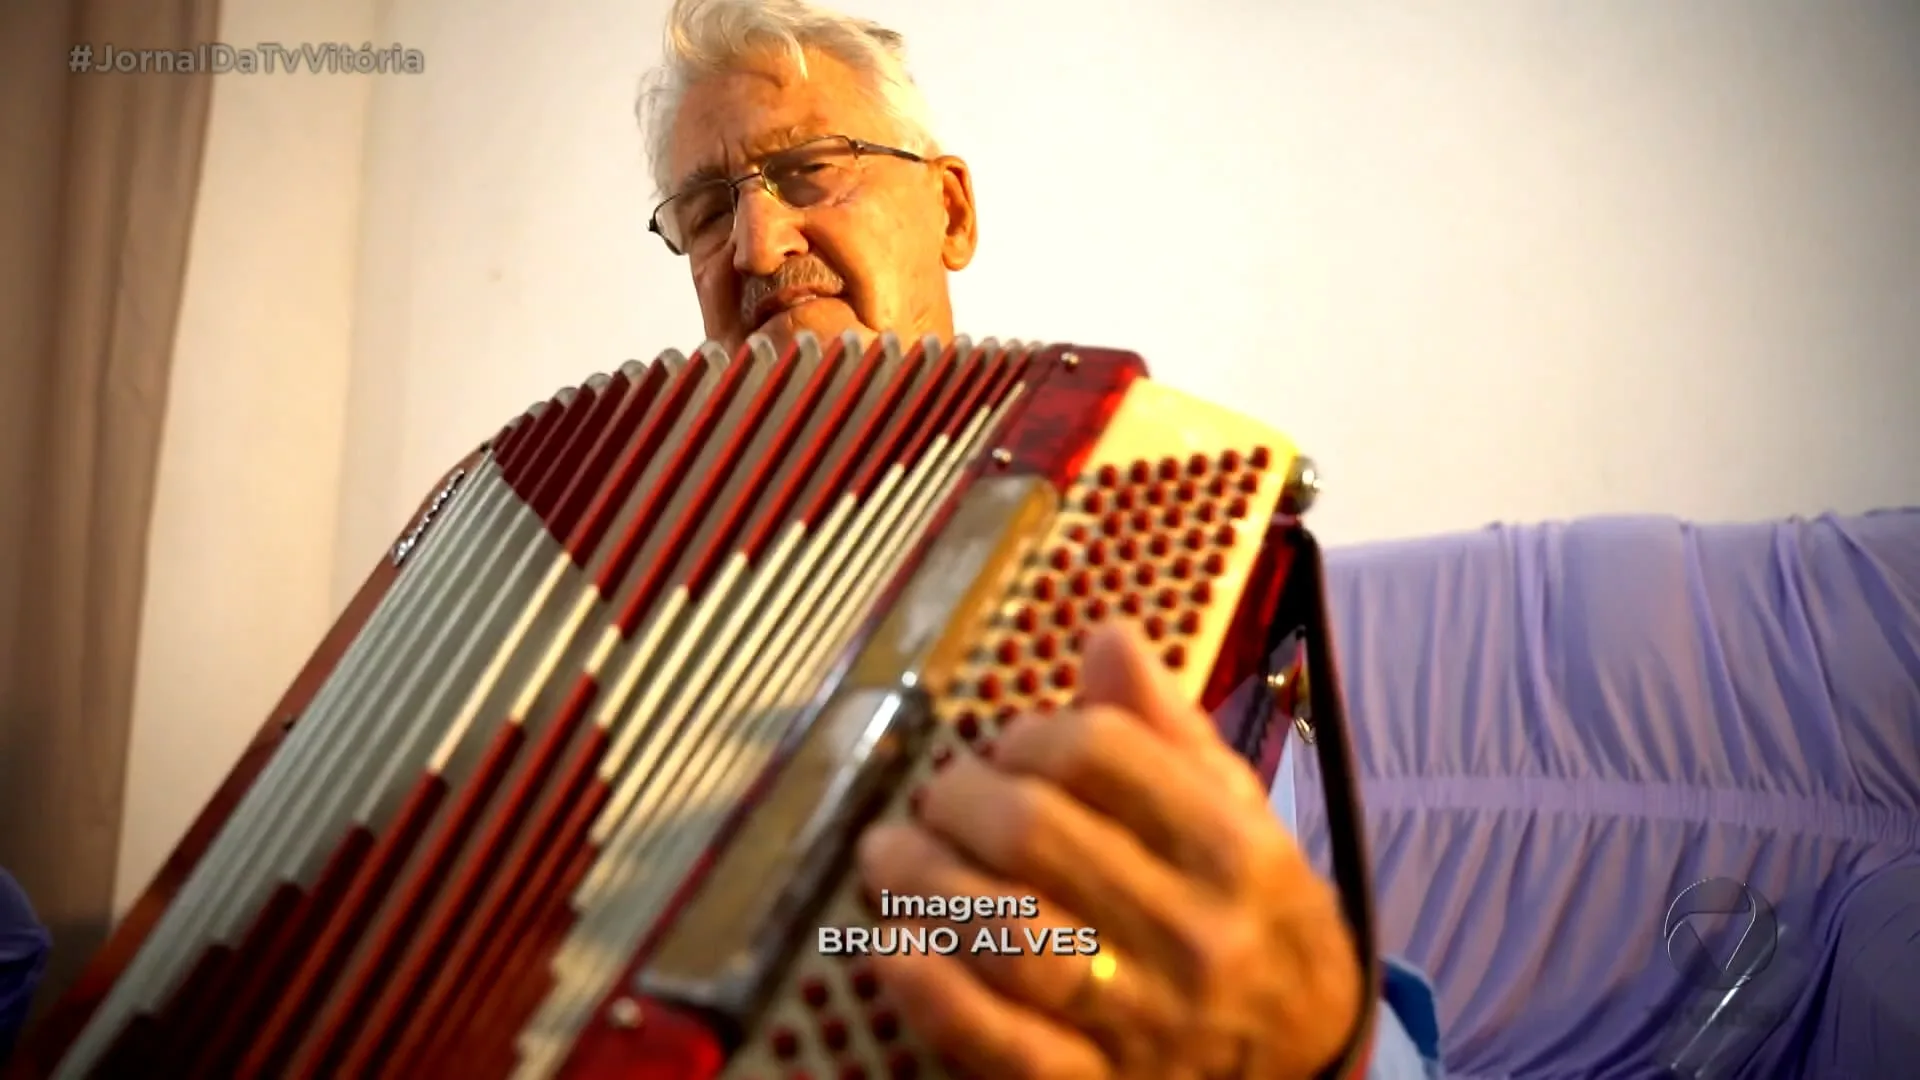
[{"x1": 636, "y1": 0, "x2": 940, "y2": 198}]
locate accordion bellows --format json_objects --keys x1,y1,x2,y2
[{"x1": 16, "y1": 333, "x2": 1372, "y2": 1080}]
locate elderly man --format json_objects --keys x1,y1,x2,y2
[{"x1": 636, "y1": 1, "x2": 1442, "y2": 1077}]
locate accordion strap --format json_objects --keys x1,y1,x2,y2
[{"x1": 1259, "y1": 525, "x2": 1381, "y2": 1079}]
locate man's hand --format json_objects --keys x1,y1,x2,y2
[{"x1": 857, "y1": 623, "x2": 1365, "y2": 1079}]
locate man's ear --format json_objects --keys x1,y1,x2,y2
[{"x1": 937, "y1": 157, "x2": 978, "y2": 271}]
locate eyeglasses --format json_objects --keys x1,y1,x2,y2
[{"x1": 649, "y1": 134, "x2": 927, "y2": 256}]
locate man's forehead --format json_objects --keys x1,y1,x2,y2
[
  {"x1": 665, "y1": 50, "x2": 888, "y2": 191},
  {"x1": 673, "y1": 121, "x2": 837, "y2": 189}
]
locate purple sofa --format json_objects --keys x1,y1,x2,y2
[{"x1": 1293, "y1": 509, "x2": 1920, "y2": 1079}]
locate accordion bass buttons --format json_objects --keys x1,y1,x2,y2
[
  {"x1": 583, "y1": 362, "x2": 1313, "y2": 1080},
  {"x1": 627, "y1": 478, "x2": 1061, "y2": 1027}
]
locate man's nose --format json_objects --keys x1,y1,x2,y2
[{"x1": 730, "y1": 184, "x2": 806, "y2": 277}]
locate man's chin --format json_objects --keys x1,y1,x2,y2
[{"x1": 745, "y1": 301, "x2": 875, "y2": 355}]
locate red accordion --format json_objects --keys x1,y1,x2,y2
[{"x1": 12, "y1": 335, "x2": 1377, "y2": 1079}]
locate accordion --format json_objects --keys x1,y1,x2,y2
[{"x1": 13, "y1": 335, "x2": 1376, "y2": 1080}]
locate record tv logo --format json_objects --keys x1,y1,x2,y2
[{"x1": 1662, "y1": 877, "x2": 1778, "y2": 991}]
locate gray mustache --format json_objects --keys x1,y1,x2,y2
[{"x1": 739, "y1": 258, "x2": 845, "y2": 324}]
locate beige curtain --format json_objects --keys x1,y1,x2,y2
[{"x1": 0, "y1": 0, "x2": 220, "y2": 1012}]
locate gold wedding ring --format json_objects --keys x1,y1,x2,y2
[
  {"x1": 1064, "y1": 949, "x2": 1138, "y2": 1065},
  {"x1": 1068, "y1": 950, "x2": 1118, "y2": 1016},
  {"x1": 1087, "y1": 952, "x2": 1118, "y2": 987}
]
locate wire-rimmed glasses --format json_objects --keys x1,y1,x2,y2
[{"x1": 648, "y1": 134, "x2": 927, "y2": 256}]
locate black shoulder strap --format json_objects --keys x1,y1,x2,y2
[{"x1": 1243, "y1": 525, "x2": 1382, "y2": 1077}]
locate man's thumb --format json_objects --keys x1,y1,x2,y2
[
  {"x1": 1079, "y1": 622, "x2": 1217, "y2": 749},
  {"x1": 1079, "y1": 622, "x2": 1272, "y2": 807}
]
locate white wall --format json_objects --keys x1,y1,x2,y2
[
  {"x1": 115, "y1": 0, "x2": 379, "y2": 913},
  {"x1": 119, "y1": 0, "x2": 1920, "y2": 910}
]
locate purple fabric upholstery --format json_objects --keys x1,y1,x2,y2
[
  {"x1": 1290, "y1": 510, "x2": 1920, "y2": 1079},
  {"x1": 0, "y1": 867, "x2": 49, "y2": 1064}
]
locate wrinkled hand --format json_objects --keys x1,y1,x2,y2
[{"x1": 858, "y1": 623, "x2": 1364, "y2": 1079}]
